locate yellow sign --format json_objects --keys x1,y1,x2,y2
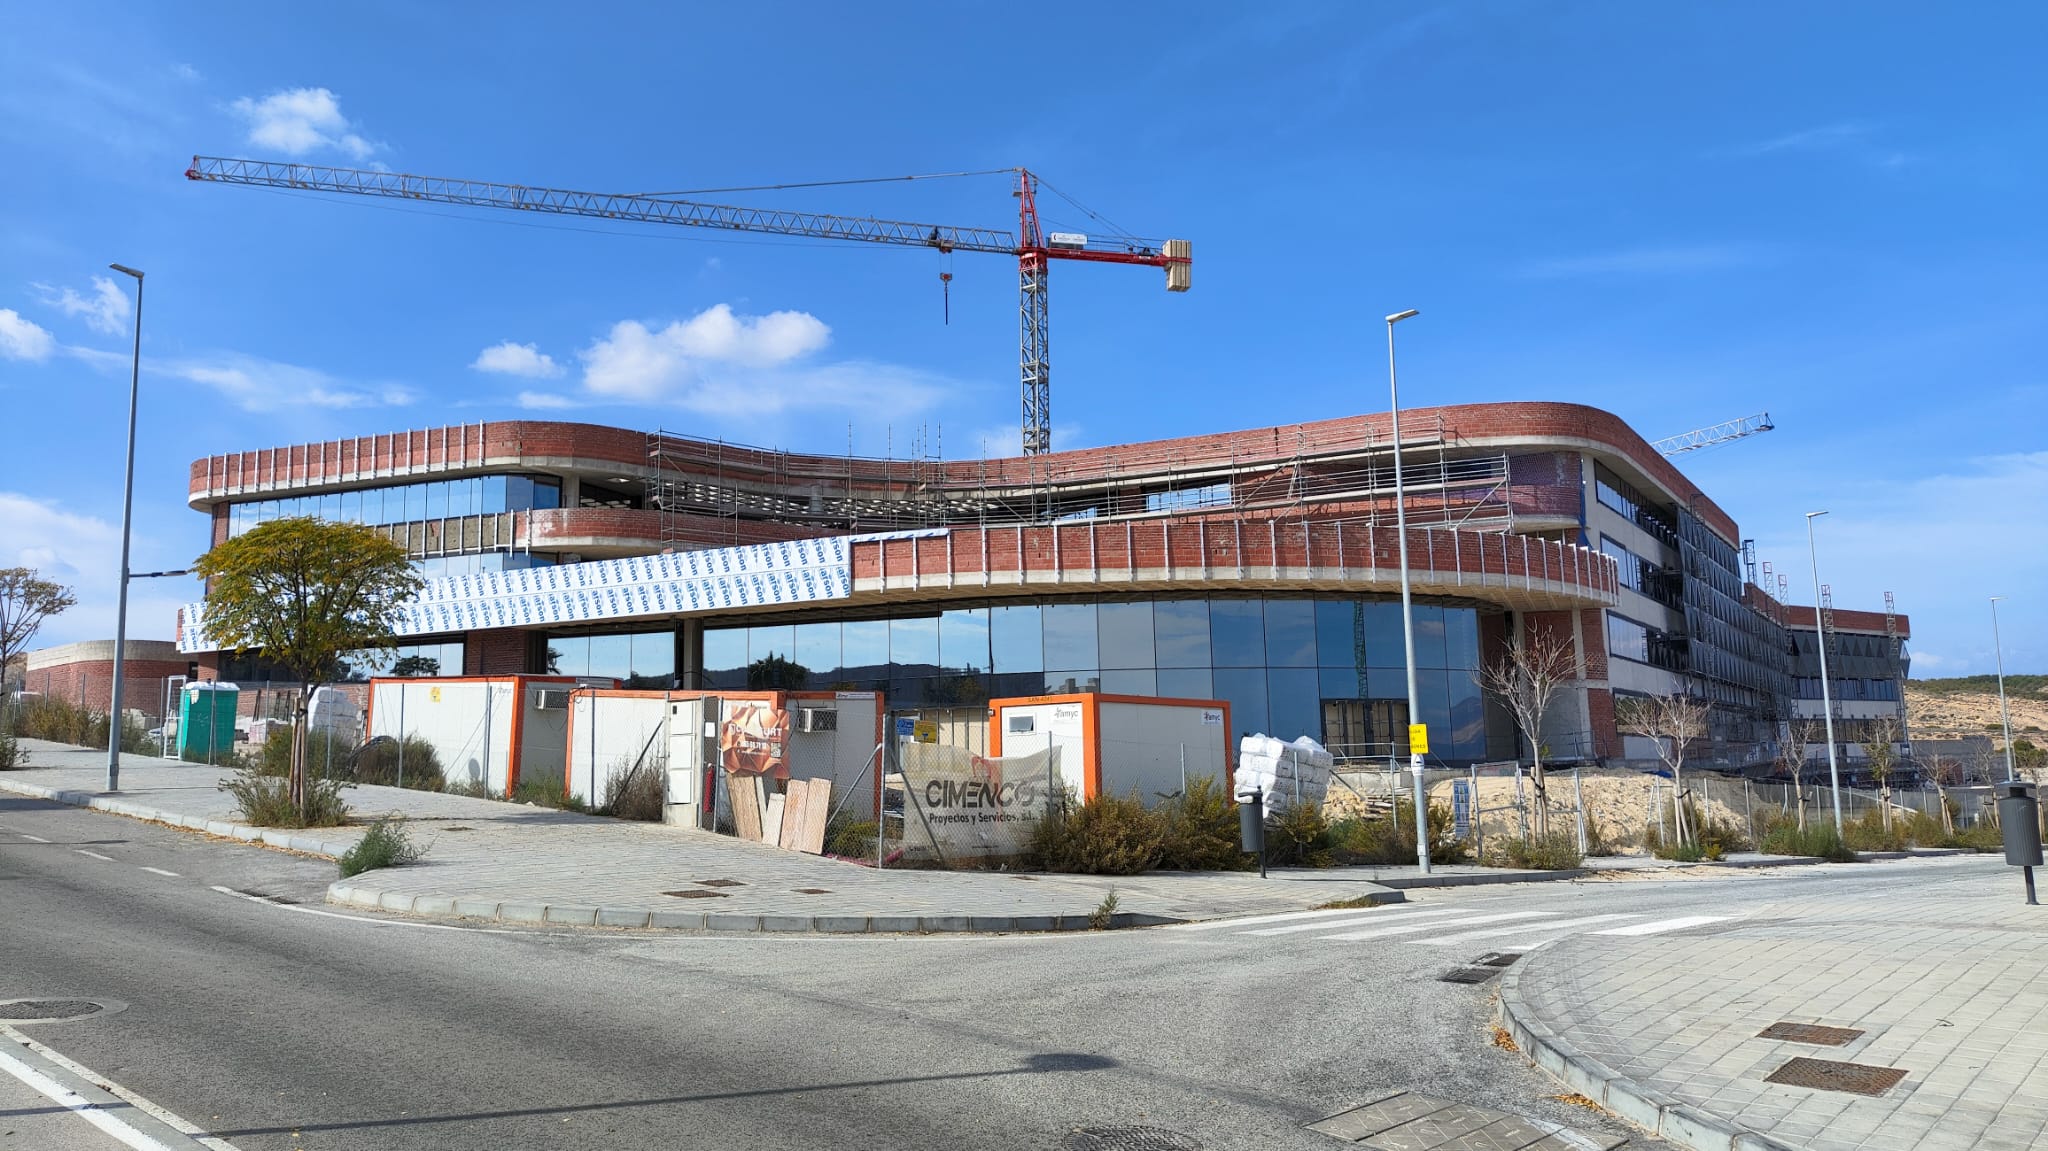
[
  {"x1": 429, "y1": 687, "x2": 442, "y2": 703},
  {"x1": 1408, "y1": 724, "x2": 1430, "y2": 755},
  {"x1": 913, "y1": 721, "x2": 940, "y2": 745}
]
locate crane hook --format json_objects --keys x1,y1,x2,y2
[{"x1": 939, "y1": 251, "x2": 955, "y2": 325}]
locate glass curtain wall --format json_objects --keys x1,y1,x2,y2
[
  {"x1": 226, "y1": 474, "x2": 563, "y2": 537},
  {"x1": 702, "y1": 596, "x2": 1489, "y2": 762}
]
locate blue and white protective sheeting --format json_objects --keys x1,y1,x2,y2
[{"x1": 177, "y1": 535, "x2": 853, "y2": 654}]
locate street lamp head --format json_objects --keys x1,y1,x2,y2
[
  {"x1": 1385, "y1": 309, "x2": 1420, "y2": 324},
  {"x1": 108, "y1": 263, "x2": 144, "y2": 280},
  {"x1": 1805, "y1": 510, "x2": 1829, "y2": 520}
]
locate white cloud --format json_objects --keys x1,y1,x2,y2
[
  {"x1": 0, "y1": 492, "x2": 191, "y2": 649},
  {"x1": 230, "y1": 87, "x2": 378, "y2": 160},
  {"x1": 33, "y1": 276, "x2": 131, "y2": 336},
  {"x1": 172, "y1": 63, "x2": 202, "y2": 82},
  {"x1": 1728, "y1": 121, "x2": 1917, "y2": 170},
  {"x1": 0, "y1": 309, "x2": 56, "y2": 361},
  {"x1": 471, "y1": 341, "x2": 563, "y2": 379},
  {"x1": 1516, "y1": 245, "x2": 1761, "y2": 279},
  {"x1": 517, "y1": 391, "x2": 578, "y2": 410},
  {"x1": 163, "y1": 353, "x2": 413, "y2": 412},
  {"x1": 580, "y1": 303, "x2": 836, "y2": 406}
]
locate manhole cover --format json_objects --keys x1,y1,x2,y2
[
  {"x1": 1759, "y1": 1021, "x2": 1864, "y2": 1046},
  {"x1": 0, "y1": 1000, "x2": 103, "y2": 1021},
  {"x1": 1764, "y1": 1056, "x2": 1907, "y2": 1096},
  {"x1": 696, "y1": 878, "x2": 745, "y2": 888},
  {"x1": 1065, "y1": 1126, "x2": 1201, "y2": 1150},
  {"x1": 1438, "y1": 967, "x2": 1500, "y2": 984},
  {"x1": 1476, "y1": 952, "x2": 1522, "y2": 968},
  {"x1": 662, "y1": 889, "x2": 729, "y2": 899},
  {"x1": 793, "y1": 888, "x2": 832, "y2": 894}
]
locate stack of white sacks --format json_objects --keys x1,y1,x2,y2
[{"x1": 1233, "y1": 733, "x2": 1334, "y2": 812}]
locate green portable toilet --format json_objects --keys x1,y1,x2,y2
[{"x1": 178, "y1": 682, "x2": 239, "y2": 763}]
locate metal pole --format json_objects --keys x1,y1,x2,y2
[
  {"x1": 1992, "y1": 597, "x2": 2016, "y2": 782},
  {"x1": 106, "y1": 264, "x2": 144, "y2": 792},
  {"x1": 1806, "y1": 512, "x2": 1844, "y2": 834},
  {"x1": 1573, "y1": 766, "x2": 1587, "y2": 856},
  {"x1": 1387, "y1": 308, "x2": 1430, "y2": 873},
  {"x1": 397, "y1": 685, "x2": 406, "y2": 789}
]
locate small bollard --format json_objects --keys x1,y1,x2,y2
[
  {"x1": 1239, "y1": 786, "x2": 1266, "y2": 879},
  {"x1": 1996, "y1": 780, "x2": 2042, "y2": 906}
]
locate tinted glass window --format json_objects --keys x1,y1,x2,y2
[
  {"x1": 1445, "y1": 609, "x2": 1481, "y2": 671},
  {"x1": 1411, "y1": 605, "x2": 1448, "y2": 669},
  {"x1": 1042, "y1": 604, "x2": 1098, "y2": 672},
  {"x1": 425, "y1": 482, "x2": 447, "y2": 520},
  {"x1": 702, "y1": 628, "x2": 747, "y2": 688},
  {"x1": 1212, "y1": 668, "x2": 1269, "y2": 741},
  {"x1": 1097, "y1": 602, "x2": 1154, "y2": 670},
  {"x1": 533, "y1": 478, "x2": 562, "y2": 510},
  {"x1": 841, "y1": 620, "x2": 889, "y2": 674},
  {"x1": 1449, "y1": 668, "x2": 1484, "y2": 759},
  {"x1": 586, "y1": 634, "x2": 633, "y2": 681},
  {"x1": 793, "y1": 623, "x2": 841, "y2": 681},
  {"x1": 1315, "y1": 600, "x2": 1364, "y2": 671},
  {"x1": 1209, "y1": 600, "x2": 1265, "y2": 667},
  {"x1": 1320, "y1": 667, "x2": 1369, "y2": 701},
  {"x1": 1152, "y1": 600, "x2": 1210, "y2": 668},
  {"x1": 1263, "y1": 599, "x2": 1316, "y2": 667},
  {"x1": 1157, "y1": 668, "x2": 1213, "y2": 701},
  {"x1": 990, "y1": 605, "x2": 1042, "y2": 673},
  {"x1": 889, "y1": 616, "x2": 939, "y2": 673},
  {"x1": 1100, "y1": 669, "x2": 1156, "y2": 696},
  {"x1": 482, "y1": 475, "x2": 507, "y2": 514},
  {"x1": 1044, "y1": 670, "x2": 1099, "y2": 695},
  {"x1": 748, "y1": 625, "x2": 795, "y2": 665},
  {"x1": 1267, "y1": 667, "x2": 1320, "y2": 741},
  {"x1": 939, "y1": 609, "x2": 991, "y2": 673},
  {"x1": 1360, "y1": 601, "x2": 1407, "y2": 667}
]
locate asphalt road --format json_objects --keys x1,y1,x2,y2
[{"x1": 2, "y1": 792, "x2": 1996, "y2": 1151}]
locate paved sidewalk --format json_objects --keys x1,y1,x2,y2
[
  {"x1": 0, "y1": 739, "x2": 1587, "y2": 933},
  {"x1": 1499, "y1": 856, "x2": 2047, "y2": 1151}
]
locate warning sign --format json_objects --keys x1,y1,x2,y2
[{"x1": 1408, "y1": 723, "x2": 1430, "y2": 755}]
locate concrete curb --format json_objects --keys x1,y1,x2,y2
[
  {"x1": 0, "y1": 776, "x2": 354, "y2": 857},
  {"x1": 1496, "y1": 954, "x2": 1803, "y2": 1151},
  {"x1": 322, "y1": 877, "x2": 1184, "y2": 934},
  {"x1": 1377, "y1": 867, "x2": 1591, "y2": 889}
]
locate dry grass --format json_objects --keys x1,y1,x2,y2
[
  {"x1": 1491, "y1": 1025, "x2": 1519, "y2": 1053},
  {"x1": 1907, "y1": 681, "x2": 2048, "y2": 740},
  {"x1": 1552, "y1": 1093, "x2": 1603, "y2": 1111}
]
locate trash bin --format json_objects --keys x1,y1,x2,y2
[
  {"x1": 1997, "y1": 781, "x2": 2042, "y2": 867},
  {"x1": 1237, "y1": 786, "x2": 1266, "y2": 878}
]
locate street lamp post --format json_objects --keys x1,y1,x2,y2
[
  {"x1": 107, "y1": 263, "x2": 144, "y2": 793},
  {"x1": 1385, "y1": 308, "x2": 1430, "y2": 873},
  {"x1": 1992, "y1": 596, "x2": 2016, "y2": 782},
  {"x1": 1805, "y1": 511, "x2": 1843, "y2": 834}
]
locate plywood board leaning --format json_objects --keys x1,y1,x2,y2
[
  {"x1": 729, "y1": 772, "x2": 763, "y2": 842},
  {"x1": 763, "y1": 793, "x2": 787, "y2": 849},
  {"x1": 797, "y1": 778, "x2": 831, "y2": 854},
  {"x1": 779, "y1": 779, "x2": 809, "y2": 850}
]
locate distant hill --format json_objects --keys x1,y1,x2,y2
[{"x1": 1907, "y1": 675, "x2": 2048, "y2": 742}]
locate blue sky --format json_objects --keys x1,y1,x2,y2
[{"x1": 1, "y1": 2, "x2": 2040, "y2": 675}]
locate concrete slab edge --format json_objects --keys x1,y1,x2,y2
[
  {"x1": 1377, "y1": 867, "x2": 1591, "y2": 889},
  {"x1": 1496, "y1": 963, "x2": 1803, "y2": 1151},
  {"x1": 319, "y1": 880, "x2": 1193, "y2": 935},
  {"x1": 0, "y1": 775, "x2": 353, "y2": 858}
]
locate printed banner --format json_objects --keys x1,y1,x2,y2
[
  {"x1": 894, "y1": 744, "x2": 1063, "y2": 860},
  {"x1": 719, "y1": 702, "x2": 791, "y2": 778}
]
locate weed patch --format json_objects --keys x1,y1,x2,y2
[
  {"x1": 1486, "y1": 833, "x2": 1585, "y2": 870},
  {"x1": 1087, "y1": 889, "x2": 1121, "y2": 930},
  {"x1": 1030, "y1": 791, "x2": 1163, "y2": 875},
  {"x1": 218, "y1": 767, "x2": 351, "y2": 828},
  {"x1": 337, "y1": 816, "x2": 423, "y2": 877}
]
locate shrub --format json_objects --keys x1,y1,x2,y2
[
  {"x1": 598, "y1": 761, "x2": 665, "y2": 821},
  {"x1": 1157, "y1": 776, "x2": 1250, "y2": 871},
  {"x1": 825, "y1": 815, "x2": 879, "y2": 858},
  {"x1": 1945, "y1": 821, "x2": 2005, "y2": 852},
  {"x1": 444, "y1": 779, "x2": 498, "y2": 800},
  {"x1": 338, "y1": 815, "x2": 423, "y2": 878},
  {"x1": 1758, "y1": 816, "x2": 1856, "y2": 862},
  {"x1": 1843, "y1": 808, "x2": 1908, "y2": 853},
  {"x1": 1030, "y1": 791, "x2": 1163, "y2": 875},
  {"x1": 1328, "y1": 799, "x2": 1468, "y2": 866},
  {"x1": 1486, "y1": 832, "x2": 1585, "y2": 870},
  {"x1": 1087, "y1": 889, "x2": 1121, "y2": 930},
  {"x1": 512, "y1": 778, "x2": 589, "y2": 812},
  {"x1": 1904, "y1": 809, "x2": 1948, "y2": 847},
  {"x1": 9, "y1": 696, "x2": 149, "y2": 753},
  {"x1": 218, "y1": 766, "x2": 350, "y2": 828},
  {"x1": 1266, "y1": 800, "x2": 1332, "y2": 867},
  {"x1": 342, "y1": 734, "x2": 446, "y2": 791},
  {"x1": 0, "y1": 730, "x2": 21, "y2": 770}
]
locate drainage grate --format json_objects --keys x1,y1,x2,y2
[
  {"x1": 441, "y1": 826, "x2": 474, "y2": 832},
  {"x1": 0, "y1": 1000, "x2": 103, "y2": 1021},
  {"x1": 1758, "y1": 1021, "x2": 1864, "y2": 1047},
  {"x1": 662, "y1": 889, "x2": 729, "y2": 899},
  {"x1": 696, "y1": 878, "x2": 746, "y2": 888},
  {"x1": 1764, "y1": 1056, "x2": 1907, "y2": 1096},
  {"x1": 1065, "y1": 1126, "x2": 1202, "y2": 1150},
  {"x1": 1438, "y1": 967, "x2": 1501, "y2": 984},
  {"x1": 1475, "y1": 952, "x2": 1522, "y2": 968},
  {"x1": 793, "y1": 888, "x2": 832, "y2": 895}
]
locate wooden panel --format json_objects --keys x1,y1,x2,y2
[
  {"x1": 778, "y1": 780, "x2": 808, "y2": 851},
  {"x1": 763, "y1": 793, "x2": 787, "y2": 849},
  {"x1": 729, "y1": 773, "x2": 762, "y2": 842},
  {"x1": 797, "y1": 779, "x2": 831, "y2": 854}
]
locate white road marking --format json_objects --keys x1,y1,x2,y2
[
  {"x1": 74, "y1": 849, "x2": 116, "y2": 862},
  {"x1": 139, "y1": 866, "x2": 180, "y2": 877},
  {"x1": 20, "y1": 833, "x2": 50, "y2": 842},
  {"x1": 1418, "y1": 913, "x2": 1638, "y2": 945},
  {"x1": 1245, "y1": 907, "x2": 1472, "y2": 936},
  {"x1": 1318, "y1": 910, "x2": 1558, "y2": 942},
  {"x1": 7, "y1": 1027, "x2": 241, "y2": 1150},
  {"x1": 1170, "y1": 905, "x2": 1412, "y2": 931},
  {"x1": 1591, "y1": 914, "x2": 1735, "y2": 936}
]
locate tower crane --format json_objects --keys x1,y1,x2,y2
[
  {"x1": 1652, "y1": 411, "x2": 1774, "y2": 457},
  {"x1": 186, "y1": 156, "x2": 1192, "y2": 456}
]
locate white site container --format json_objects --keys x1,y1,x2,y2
[
  {"x1": 987, "y1": 692, "x2": 1231, "y2": 805},
  {"x1": 366, "y1": 675, "x2": 584, "y2": 798}
]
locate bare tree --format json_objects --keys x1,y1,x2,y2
[
  {"x1": 1862, "y1": 714, "x2": 1902, "y2": 831},
  {"x1": 1619, "y1": 693, "x2": 1711, "y2": 847},
  {"x1": 1776, "y1": 719, "x2": 1817, "y2": 830},
  {"x1": 0, "y1": 567, "x2": 77, "y2": 690},
  {"x1": 1478, "y1": 627, "x2": 1577, "y2": 840}
]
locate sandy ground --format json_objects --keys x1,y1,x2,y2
[
  {"x1": 1326, "y1": 770, "x2": 1751, "y2": 853},
  {"x1": 1906, "y1": 683, "x2": 2048, "y2": 742}
]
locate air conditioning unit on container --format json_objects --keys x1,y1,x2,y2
[
  {"x1": 798, "y1": 707, "x2": 838, "y2": 733},
  {"x1": 534, "y1": 688, "x2": 571, "y2": 710}
]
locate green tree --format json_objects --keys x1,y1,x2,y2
[
  {"x1": 192, "y1": 518, "x2": 420, "y2": 815},
  {"x1": 0, "y1": 567, "x2": 77, "y2": 691}
]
